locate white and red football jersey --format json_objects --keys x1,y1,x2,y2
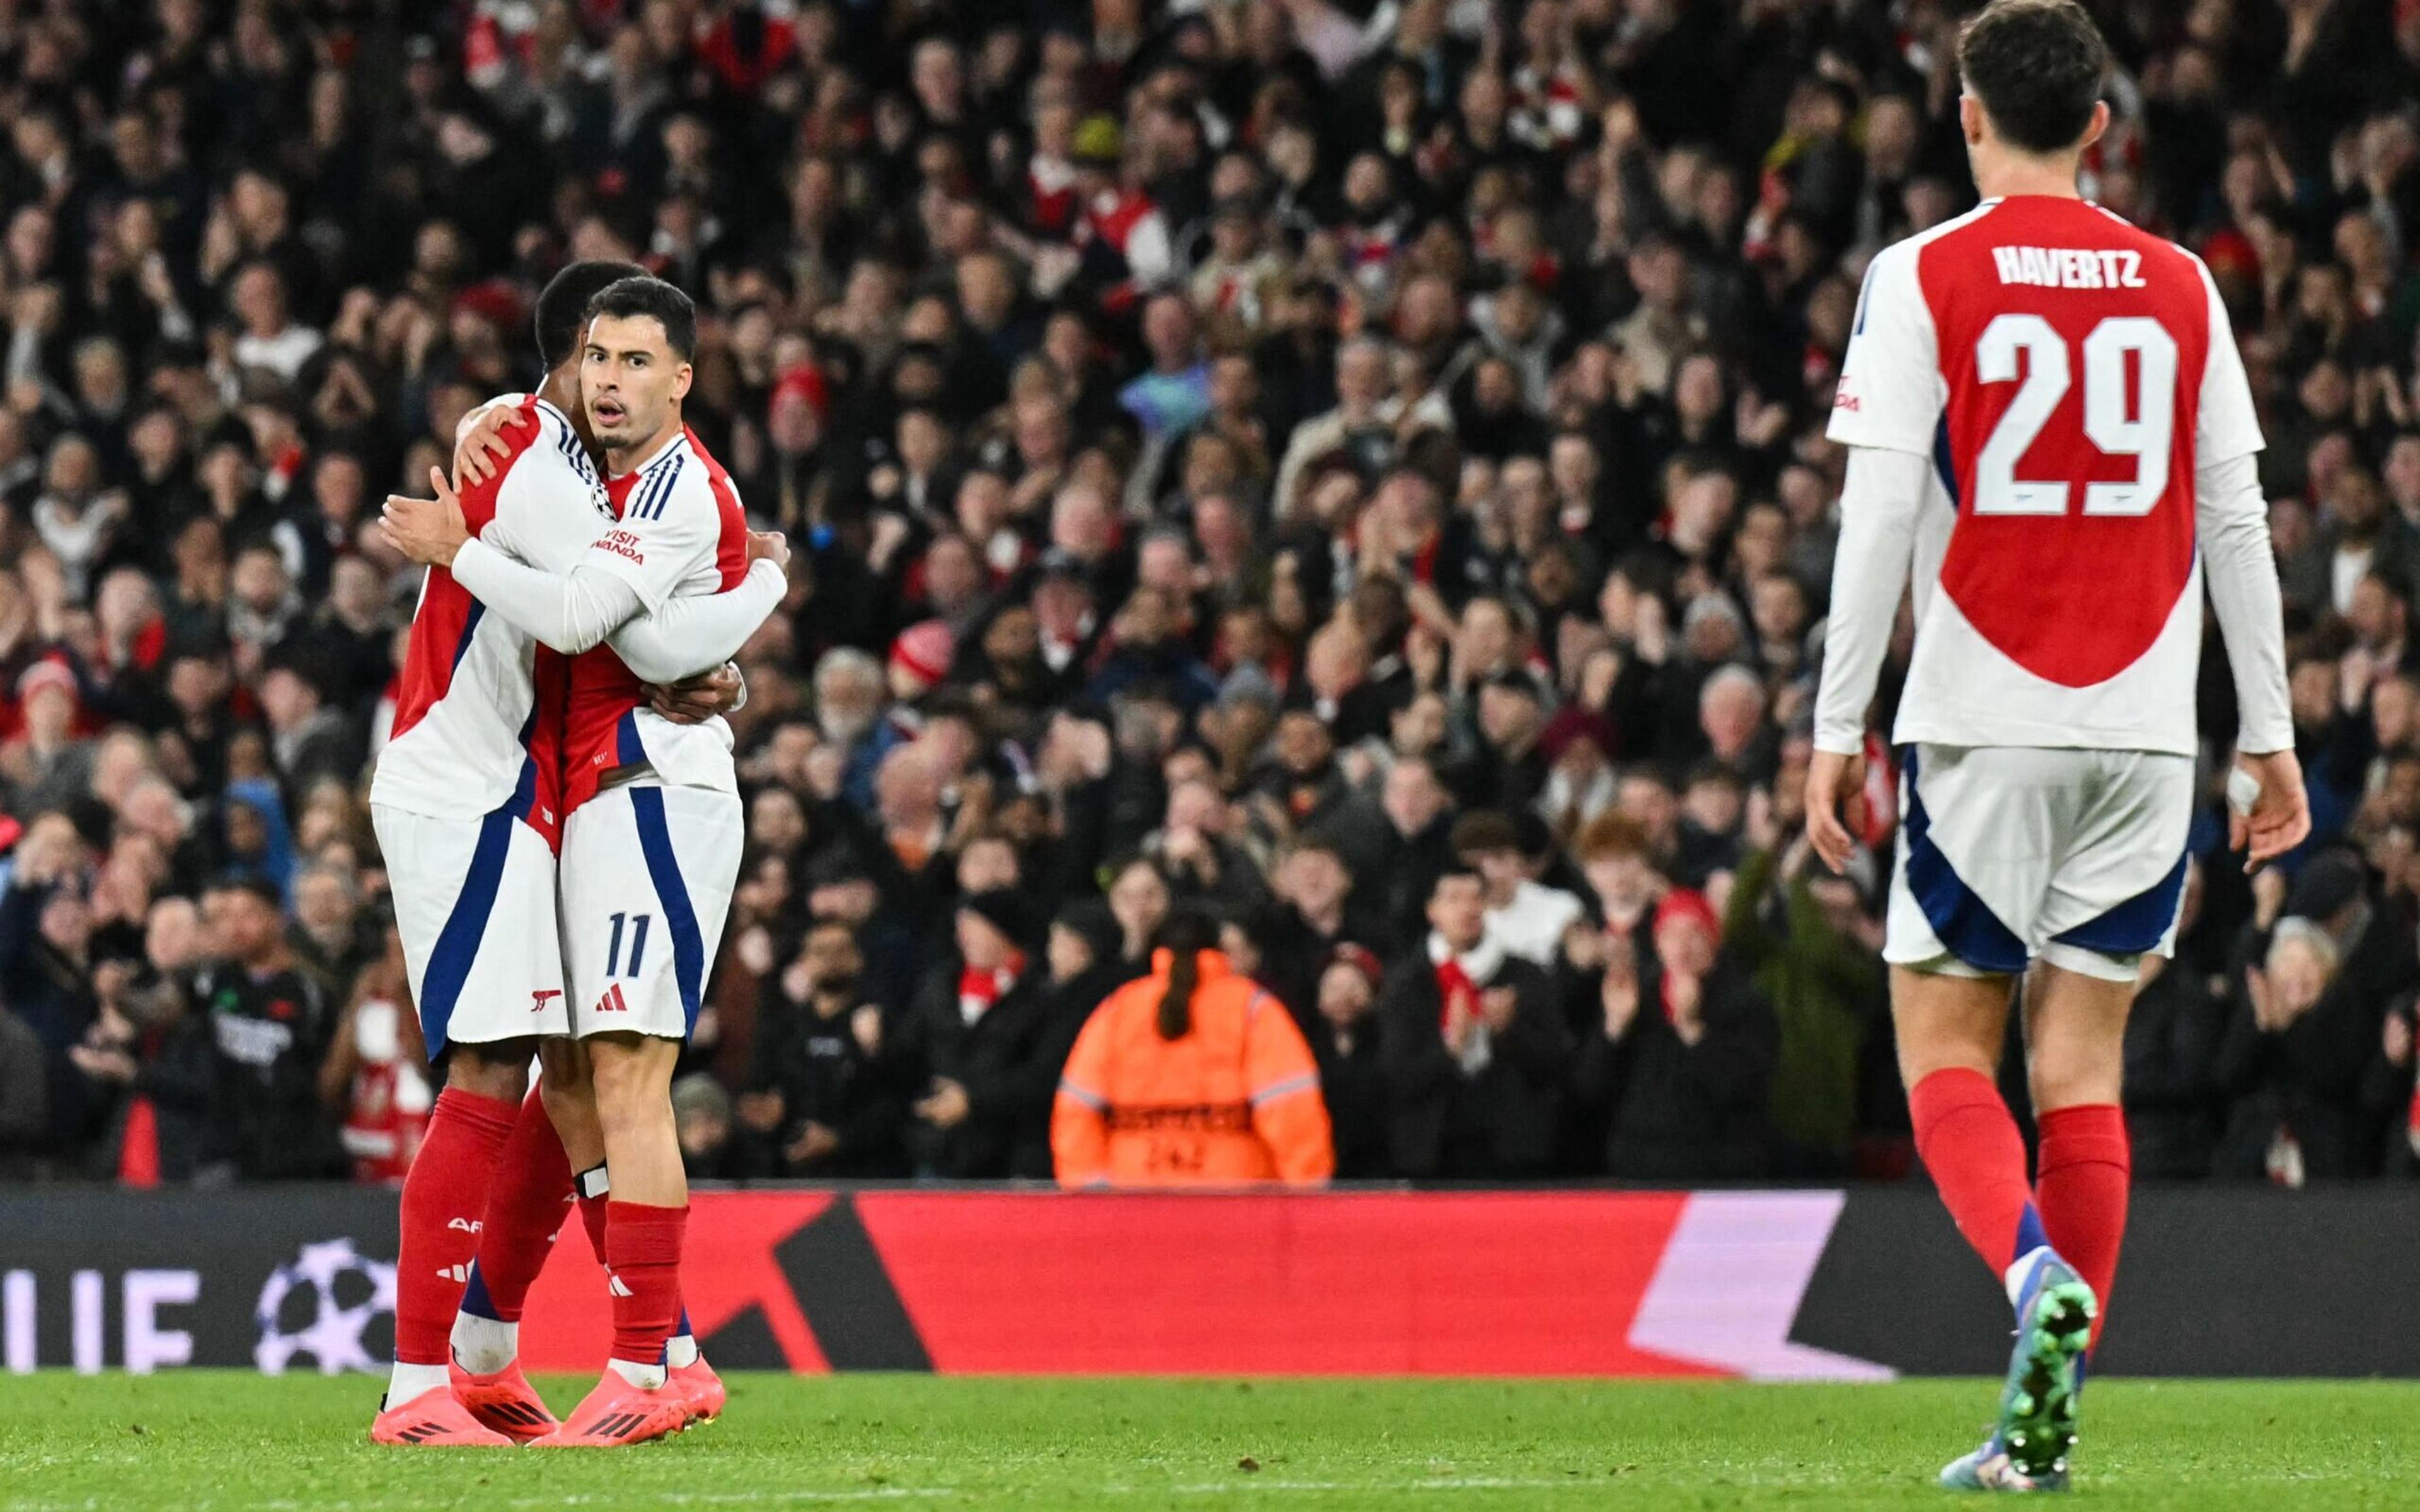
[
  {"x1": 560, "y1": 424, "x2": 752, "y2": 816},
  {"x1": 1828, "y1": 195, "x2": 2262, "y2": 757},
  {"x1": 370, "y1": 395, "x2": 610, "y2": 839}
]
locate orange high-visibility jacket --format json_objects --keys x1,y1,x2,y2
[{"x1": 1052, "y1": 949, "x2": 1334, "y2": 1188}]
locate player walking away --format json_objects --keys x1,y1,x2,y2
[
  {"x1": 385, "y1": 277, "x2": 771, "y2": 1447},
  {"x1": 366, "y1": 263, "x2": 783, "y2": 1448},
  {"x1": 1804, "y1": 0, "x2": 2308, "y2": 1491}
]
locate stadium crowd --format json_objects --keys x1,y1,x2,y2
[{"x1": 2, "y1": 0, "x2": 2419, "y2": 1188}]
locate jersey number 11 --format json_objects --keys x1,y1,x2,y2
[{"x1": 604, "y1": 911, "x2": 653, "y2": 979}]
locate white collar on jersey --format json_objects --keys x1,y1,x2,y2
[
  {"x1": 607, "y1": 427, "x2": 688, "y2": 483},
  {"x1": 532, "y1": 395, "x2": 601, "y2": 485}
]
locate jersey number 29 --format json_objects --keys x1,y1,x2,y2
[{"x1": 1973, "y1": 314, "x2": 2176, "y2": 518}]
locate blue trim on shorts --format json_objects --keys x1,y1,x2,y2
[
  {"x1": 2051, "y1": 848, "x2": 2189, "y2": 956},
  {"x1": 418, "y1": 728, "x2": 542, "y2": 1059},
  {"x1": 629, "y1": 785, "x2": 706, "y2": 1034},
  {"x1": 615, "y1": 709, "x2": 645, "y2": 766},
  {"x1": 1901, "y1": 750, "x2": 2029, "y2": 976},
  {"x1": 420, "y1": 803, "x2": 519, "y2": 1057}
]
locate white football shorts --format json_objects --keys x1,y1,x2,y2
[
  {"x1": 371, "y1": 803, "x2": 569, "y2": 1055},
  {"x1": 1887, "y1": 743, "x2": 2194, "y2": 984},
  {"x1": 559, "y1": 779, "x2": 744, "y2": 1041}
]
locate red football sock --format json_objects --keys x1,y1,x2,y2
[
  {"x1": 2035, "y1": 1103, "x2": 2129, "y2": 1346},
  {"x1": 466, "y1": 1091, "x2": 574, "y2": 1324},
  {"x1": 604, "y1": 1201, "x2": 687, "y2": 1366},
  {"x1": 393, "y1": 1087, "x2": 518, "y2": 1365},
  {"x1": 1908, "y1": 1067, "x2": 2039, "y2": 1280},
  {"x1": 575, "y1": 1169, "x2": 611, "y2": 1264}
]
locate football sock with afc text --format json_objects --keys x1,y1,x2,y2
[
  {"x1": 461, "y1": 1091, "x2": 576, "y2": 1326},
  {"x1": 391, "y1": 1088, "x2": 519, "y2": 1377}
]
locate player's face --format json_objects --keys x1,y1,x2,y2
[{"x1": 583, "y1": 312, "x2": 692, "y2": 450}]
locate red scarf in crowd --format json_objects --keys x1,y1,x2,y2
[
  {"x1": 1428, "y1": 933, "x2": 1505, "y2": 1030},
  {"x1": 958, "y1": 953, "x2": 1027, "y2": 1026}
]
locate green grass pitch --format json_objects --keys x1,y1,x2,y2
[{"x1": 3, "y1": 1372, "x2": 2416, "y2": 1509}]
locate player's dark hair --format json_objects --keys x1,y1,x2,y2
[
  {"x1": 1957, "y1": 0, "x2": 2109, "y2": 156},
  {"x1": 1152, "y1": 905, "x2": 1220, "y2": 1041},
  {"x1": 584, "y1": 276, "x2": 698, "y2": 362},
  {"x1": 535, "y1": 260, "x2": 646, "y2": 369}
]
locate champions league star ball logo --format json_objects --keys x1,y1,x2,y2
[{"x1": 254, "y1": 1239, "x2": 397, "y2": 1375}]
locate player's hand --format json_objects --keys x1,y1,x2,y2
[
  {"x1": 650, "y1": 663, "x2": 742, "y2": 725},
  {"x1": 747, "y1": 530, "x2": 790, "y2": 569},
  {"x1": 453, "y1": 401, "x2": 528, "y2": 489},
  {"x1": 381, "y1": 468, "x2": 471, "y2": 568},
  {"x1": 2232, "y1": 748, "x2": 2312, "y2": 874},
  {"x1": 1804, "y1": 746, "x2": 1866, "y2": 876}
]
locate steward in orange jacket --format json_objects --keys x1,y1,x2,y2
[{"x1": 1052, "y1": 917, "x2": 1334, "y2": 1188}]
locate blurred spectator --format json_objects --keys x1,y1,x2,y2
[
  {"x1": 674, "y1": 1073, "x2": 746, "y2": 1182},
  {"x1": 899, "y1": 889, "x2": 1054, "y2": 1178},
  {"x1": 1451, "y1": 809, "x2": 1584, "y2": 966},
  {"x1": 0, "y1": 990, "x2": 43, "y2": 1171},
  {"x1": 1304, "y1": 942, "x2": 1393, "y2": 1179},
  {"x1": 317, "y1": 912, "x2": 429, "y2": 1184},
  {"x1": 2122, "y1": 866, "x2": 2232, "y2": 1179},
  {"x1": 0, "y1": 814, "x2": 98, "y2": 1153},
  {"x1": 287, "y1": 856, "x2": 371, "y2": 1005},
  {"x1": 1575, "y1": 888, "x2": 1777, "y2": 1181},
  {"x1": 1052, "y1": 907, "x2": 1332, "y2": 1187},
  {"x1": 1721, "y1": 830, "x2": 1884, "y2": 1176},
  {"x1": 188, "y1": 875, "x2": 342, "y2": 1181},
  {"x1": 1382, "y1": 864, "x2": 1569, "y2": 1178},
  {"x1": 2216, "y1": 854, "x2": 2418, "y2": 1179},
  {"x1": 741, "y1": 917, "x2": 908, "y2": 1178}
]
